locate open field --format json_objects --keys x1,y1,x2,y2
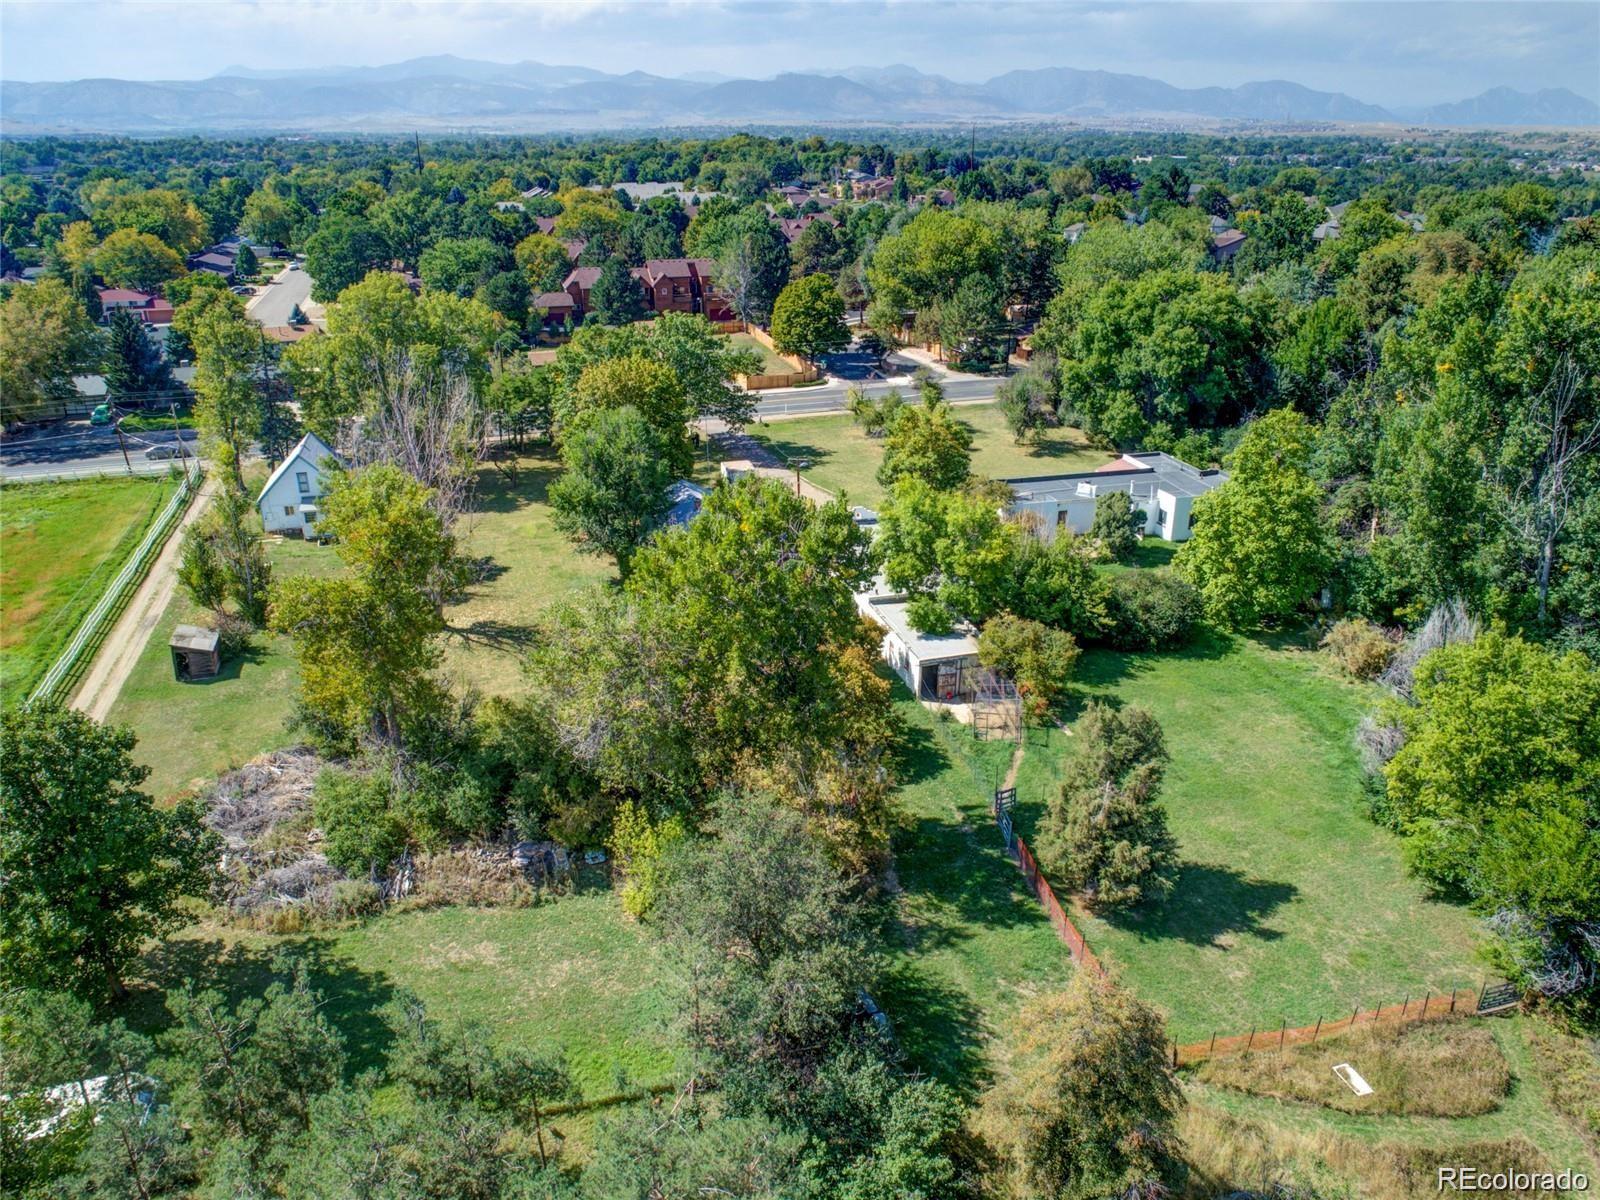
[
  {"x1": 1008, "y1": 632, "x2": 1484, "y2": 1043},
  {"x1": 1, "y1": 472, "x2": 180, "y2": 705},
  {"x1": 112, "y1": 447, "x2": 610, "y2": 798},
  {"x1": 127, "y1": 883, "x2": 681, "y2": 1102},
  {"x1": 109, "y1": 537, "x2": 337, "y2": 799},
  {"x1": 879, "y1": 693, "x2": 1074, "y2": 1091},
  {"x1": 1184, "y1": 1015, "x2": 1600, "y2": 1188},
  {"x1": 740, "y1": 402, "x2": 1113, "y2": 507}
]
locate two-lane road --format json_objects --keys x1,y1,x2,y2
[{"x1": 0, "y1": 424, "x2": 198, "y2": 482}]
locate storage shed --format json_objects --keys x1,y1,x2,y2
[{"x1": 170, "y1": 625, "x2": 221, "y2": 681}]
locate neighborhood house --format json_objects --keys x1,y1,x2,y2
[
  {"x1": 1004, "y1": 451, "x2": 1228, "y2": 543},
  {"x1": 257, "y1": 431, "x2": 340, "y2": 537},
  {"x1": 856, "y1": 584, "x2": 982, "y2": 704}
]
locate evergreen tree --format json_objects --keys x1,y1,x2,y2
[
  {"x1": 588, "y1": 256, "x2": 648, "y2": 326},
  {"x1": 104, "y1": 308, "x2": 173, "y2": 400},
  {"x1": 1037, "y1": 702, "x2": 1178, "y2": 909}
]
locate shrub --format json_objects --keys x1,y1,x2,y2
[
  {"x1": 608, "y1": 800, "x2": 686, "y2": 918},
  {"x1": 977, "y1": 612, "x2": 1080, "y2": 722},
  {"x1": 1321, "y1": 617, "x2": 1397, "y2": 679},
  {"x1": 311, "y1": 766, "x2": 406, "y2": 876},
  {"x1": 1102, "y1": 570, "x2": 1202, "y2": 650},
  {"x1": 213, "y1": 610, "x2": 256, "y2": 661}
]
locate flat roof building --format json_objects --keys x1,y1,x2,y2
[{"x1": 1004, "y1": 451, "x2": 1227, "y2": 544}]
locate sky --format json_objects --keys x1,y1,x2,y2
[{"x1": 2, "y1": 0, "x2": 1596, "y2": 107}]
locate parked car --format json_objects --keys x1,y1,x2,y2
[
  {"x1": 287, "y1": 261, "x2": 301, "y2": 271},
  {"x1": 90, "y1": 404, "x2": 113, "y2": 426},
  {"x1": 144, "y1": 444, "x2": 184, "y2": 460}
]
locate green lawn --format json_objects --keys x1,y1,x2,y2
[
  {"x1": 724, "y1": 332, "x2": 794, "y2": 376},
  {"x1": 878, "y1": 692, "x2": 1074, "y2": 1092},
  {"x1": 1, "y1": 473, "x2": 181, "y2": 706},
  {"x1": 110, "y1": 537, "x2": 338, "y2": 800},
  {"x1": 128, "y1": 883, "x2": 681, "y2": 1101},
  {"x1": 1008, "y1": 633, "x2": 1484, "y2": 1043},
  {"x1": 739, "y1": 402, "x2": 1113, "y2": 507},
  {"x1": 114, "y1": 446, "x2": 609, "y2": 798},
  {"x1": 440, "y1": 444, "x2": 615, "y2": 697}
]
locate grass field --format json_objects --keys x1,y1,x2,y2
[
  {"x1": 440, "y1": 444, "x2": 614, "y2": 697},
  {"x1": 110, "y1": 537, "x2": 337, "y2": 800},
  {"x1": 114, "y1": 446, "x2": 609, "y2": 798},
  {"x1": 740, "y1": 402, "x2": 1113, "y2": 507},
  {"x1": 1007, "y1": 632, "x2": 1484, "y2": 1043},
  {"x1": 1, "y1": 473, "x2": 181, "y2": 706},
  {"x1": 878, "y1": 693, "x2": 1074, "y2": 1092},
  {"x1": 127, "y1": 883, "x2": 681, "y2": 1102}
]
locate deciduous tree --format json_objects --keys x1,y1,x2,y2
[{"x1": 0, "y1": 706, "x2": 217, "y2": 999}]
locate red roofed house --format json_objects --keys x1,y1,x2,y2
[
  {"x1": 95, "y1": 288, "x2": 175, "y2": 325},
  {"x1": 562, "y1": 266, "x2": 603, "y2": 313},
  {"x1": 532, "y1": 290, "x2": 578, "y2": 329},
  {"x1": 774, "y1": 212, "x2": 838, "y2": 243},
  {"x1": 636, "y1": 258, "x2": 732, "y2": 319}
]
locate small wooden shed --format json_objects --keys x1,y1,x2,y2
[{"x1": 170, "y1": 625, "x2": 221, "y2": 681}]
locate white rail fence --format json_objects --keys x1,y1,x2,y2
[{"x1": 26, "y1": 468, "x2": 200, "y2": 708}]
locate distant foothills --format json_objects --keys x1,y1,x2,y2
[{"x1": 2, "y1": 55, "x2": 1597, "y2": 134}]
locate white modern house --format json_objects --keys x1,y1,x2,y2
[
  {"x1": 257, "y1": 432, "x2": 340, "y2": 536},
  {"x1": 855, "y1": 583, "x2": 981, "y2": 704},
  {"x1": 1003, "y1": 451, "x2": 1227, "y2": 544}
]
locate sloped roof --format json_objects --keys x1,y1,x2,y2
[{"x1": 257, "y1": 431, "x2": 339, "y2": 504}]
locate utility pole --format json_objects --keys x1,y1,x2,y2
[
  {"x1": 113, "y1": 417, "x2": 133, "y2": 474},
  {"x1": 170, "y1": 400, "x2": 191, "y2": 477}
]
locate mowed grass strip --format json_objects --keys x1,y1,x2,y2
[
  {"x1": 740, "y1": 402, "x2": 1113, "y2": 508},
  {"x1": 1010, "y1": 633, "x2": 1483, "y2": 1043},
  {"x1": 879, "y1": 692, "x2": 1073, "y2": 1093},
  {"x1": 1, "y1": 473, "x2": 180, "y2": 705},
  {"x1": 130, "y1": 887, "x2": 682, "y2": 1100}
]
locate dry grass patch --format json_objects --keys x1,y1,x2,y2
[
  {"x1": 1179, "y1": 1105, "x2": 1563, "y2": 1200},
  {"x1": 1526, "y1": 1017, "x2": 1600, "y2": 1152},
  {"x1": 1193, "y1": 1017, "x2": 1509, "y2": 1117}
]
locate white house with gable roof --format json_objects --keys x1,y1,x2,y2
[{"x1": 257, "y1": 432, "x2": 341, "y2": 536}]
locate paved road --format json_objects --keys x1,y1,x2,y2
[
  {"x1": 752, "y1": 375, "x2": 997, "y2": 420},
  {"x1": 1, "y1": 425, "x2": 199, "y2": 482},
  {"x1": 246, "y1": 263, "x2": 314, "y2": 327}
]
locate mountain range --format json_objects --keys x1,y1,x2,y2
[{"x1": 2, "y1": 57, "x2": 1595, "y2": 133}]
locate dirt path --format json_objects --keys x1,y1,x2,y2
[{"x1": 73, "y1": 475, "x2": 216, "y2": 721}]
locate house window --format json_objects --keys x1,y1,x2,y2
[
  {"x1": 1158, "y1": 508, "x2": 1170, "y2": 528},
  {"x1": 296, "y1": 471, "x2": 310, "y2": 493},
  {"x1": 284, "y1": 505, "x2": 296, "y2": 516}
]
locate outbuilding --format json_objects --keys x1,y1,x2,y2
[
  {"x1": 170, "y1": 625, "x2": 221, "y2": 681},
  {"x1": 856, "y1": 589, "x2": 981, "y2": 703}
]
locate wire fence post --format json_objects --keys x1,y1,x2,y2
[{"x1": 1311, "y1": 1016, "x2": 1322, "y2": 1044}]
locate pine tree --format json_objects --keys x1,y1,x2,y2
[
  {"x1": 1038, "y1": 702, "x2": 1179, "y2": 909},
  {"x1": 103, "y1": 308, "x2": 172, "y2": 399}
]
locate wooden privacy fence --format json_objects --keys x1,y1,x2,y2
[
  {"x1": 989, "y1": 788, "x2": 1517, "y2": 1067},
  {"x1": 993, "y1": 788, "x2": 1104, "y2": 975}
]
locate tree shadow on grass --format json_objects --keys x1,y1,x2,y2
[
  {"x1": 445, "y1": 618, "x2": 536, "y2": 655},
  {"x1": 1072, "y1": 628, "x2": 1240, "y2": 693},
  {"x1": 126, "y1": 934, "x2": 402, "y2": 1077},
  {"x1": 895, "y1": 814, "x2": 1058, "y2": 946},
  {"x1": 474, "y1": 459, "x2": 561, "y2": 515},
  {"x1": 893, "y1": 719, "x2": 950, "y2": 787},
  {"x1": 749, "y1": 436, "x2": 832, "y2": 471},
  {"x1": 1101, "y1": 862, "x2": 1298, "y2": 948},
  {"x1": 875, "y1": 959, "x2": 990, "y2": 1097}
]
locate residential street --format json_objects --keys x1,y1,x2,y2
[
  {"x1": 0, "y1": 424, "x2": 198, "y2": 482},
  {"x1": 245, "y1": 262, "x2": 315, "y2": 326}
]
